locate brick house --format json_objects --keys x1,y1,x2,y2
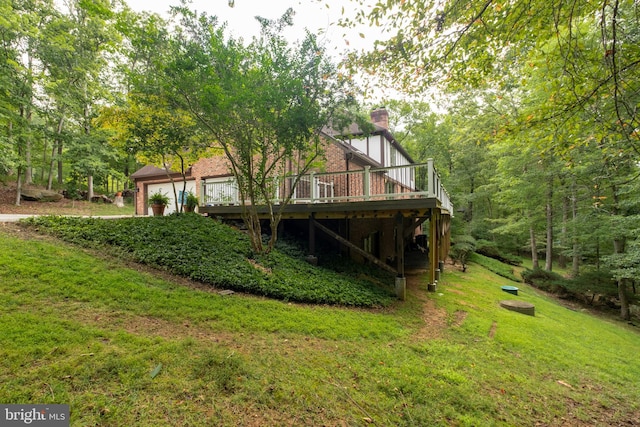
[
  {"x1": 131, "y1": 108, "x2": 452, "y2": 297},
  {"x1": 131, "y1": 108, "x2": 410, "y2": 215}
]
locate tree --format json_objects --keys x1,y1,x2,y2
[
  {"x1": 101, "y1": 94, "x2": 210, "y2": 214},
  {"x1": 0, "y1": 0, "x2": 57, "y2": 203},
  {"x1": 158, "y1": 7, "x2": 360, "y2": 253},
  {"x1": 345, "y1": 0, "x2": 639, "y2": 108},
  {"x1": 383, "y1": 100, "x2": 453, "y2": 176},
  {"x1": 449, "y1": 234, "x2": 476, "y2": 272},
  {"x1": 39, "y1": 0, "x2": 120, "y2": 198}
]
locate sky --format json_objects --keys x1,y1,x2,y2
[
  {"x1": 125, "y1": 0, "x2": 376, "y2": 58},
  {"x1": 124, "y1": 0, "x2": 402, "y2": 106}
]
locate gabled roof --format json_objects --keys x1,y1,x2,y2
[
  {"x1": 322, "y1": 123, "x2": 416, "y2": 165},
  {"x1": 130, "y1": 165, "x2": 167, "y2": 179},
  {"x1": 320, "y1": 130, "x2": 382, "y2": 168},
  {"x1": 130, "y1": 165, "x2": 189, "y2": 180}
]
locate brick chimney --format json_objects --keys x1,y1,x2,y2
[{"x1": 370, "y1": 107, "x2": 389, "y2": 129}]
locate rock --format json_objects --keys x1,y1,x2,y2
[
  {"x1": 91, "y1": 194, "x2": 113, "y2": 204},
  {"x1": 20, "y1": 188, "x2": 63, "y2": 202}
]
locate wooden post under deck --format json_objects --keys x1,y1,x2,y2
[
  {"x1": 395, "y1": 213, "x2": 405, "y2": 278},
  {"x1": 309, "y1": 214, "x2": 316, "y2": 256},
  {"x1": 428, "y1": 208, "x2": 439, "y2": 291},
  {"x1": 395, "y1": 212, "x2": 406, "y2": 300}
]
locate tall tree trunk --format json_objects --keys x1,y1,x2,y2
[
  {"x1": 15, "y1": 167, "x2": 23, "y2": 206},
  {"x1": 25, "y1": 136, "x2": 32, "y2": 185},
  {"x1": 613, "y1": 238, "x2": 630, "y2": 320},
  {"x1": 618, "y1": 279, "x2": 631, "y2": 321},
  {"x1": 558, "y1": 195, "x2": 568, "y2": 269},
  {"x1": 84, "y1": 102, "x2": 94, "y2": 200},
  {"x1": 571, "y1": 187, "x2": 580, "y2": 278},
  {"x1": 87, "y1": 175, "x2": 93, "y2": 200},
  {"x1": 24, "y1": 53, "x2": 33, "y2": 186},
  {"x1": 41, "y1": 137, "x2": 47, "y2": 182},
  {"x1": 9, "y1": 121, "x2": 22, "y2": 206},
  {"x1": 48, "y1": 117, "x2": 65, "y2": 190},
  {"x1": 57, "y1": 140, "x2": 63, "y2": 185},
  {"x1": 47, "y1": 141, "x2": 57, "y2": 190},
  {"x1": 465, "y1": 176, "x2": 474, "y2": 222},
  {"x1": 611, "y1": 185, "x2": 630, "y2": 320},
  {"x1": 530, "y1": 223, "x2": 539, "y2": 269},
  {"x1": 545, "y1": 177, "x2": 553, "y2": 271}
]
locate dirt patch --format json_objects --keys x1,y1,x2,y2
[
  {"x1": 456, "y1": 300, "x2": 479, "y2": 309},
  {"x1": 248, "y1": 258, "x2": 272, "y2": 275},
  {"x1": 53, "y1": 301, "x2": 237, "y2": 345},
  {"x1": 488, "y1": 321, "x2": 497, "y2": 338},
  {"x1": 452, "y1": 310, "x2": 467, "y2": 327},
  {"x1": 404, "y1": 272, "x2": 449, "y2": 340},
  {"x1": 414, "y1": 298, "x2": 448, "y2": 340}
]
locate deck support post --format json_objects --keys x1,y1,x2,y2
[
  {"x1": 428, "y1": 208, "x2": 439, "y2": 291},
  {"x1": 309, "y1": 214, "x2": 316, "y2": 257},
  {"x1": 305, "y1": 214, "x2": 318, "y2": 265},
  {"x1": 395, "y1": 277, "x2": 406, "y2": 301},
  {"x1": 395, "y1": 212, "x2": 406, "y2": 300}
]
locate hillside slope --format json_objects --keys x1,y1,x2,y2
[{"x1": 1, "y1": 226, "x2": 639, "y2": 426}]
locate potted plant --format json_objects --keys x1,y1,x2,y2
[
  {"x1": 184, "y1": 192, "x2": 199, "y2": 213},
  {"x1": 149, "y1": 191, "x2": 170, "y2": 216}
]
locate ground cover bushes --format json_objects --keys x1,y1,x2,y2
[
  {"x1": 521, "y1": 267, "x2": 637, "y2": 309},
  {"x1": 20, "y1": 215, "x2": 395, "y2": 307},
  {"x1": 469, "y1": 252, "x2": 520, "y2": 282},
  {"x1": 475, "y1": 239, "x2": 522, "y2": 266}
]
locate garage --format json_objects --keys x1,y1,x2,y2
[{"x1": 146, "y1": 180, "x2": 196, "y2": 215}]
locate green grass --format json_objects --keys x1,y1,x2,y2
[
  {"x1": 1, "y1": 230, "x2": 639, "y2": 426},
  {"x1": 70, "y1": 199, "x2": 135, "y2": 216}
]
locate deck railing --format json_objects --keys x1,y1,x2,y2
[{"x1": 201, "y1": 159, "x2": 453, "y2": 214}]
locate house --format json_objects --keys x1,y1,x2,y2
[{"x1": 130, "y1": 108, "x2": 452, "y2": 297}]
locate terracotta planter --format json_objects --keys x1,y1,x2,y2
[{"x1": 151, "y1": 203, "x2": 166, "y2": 216}]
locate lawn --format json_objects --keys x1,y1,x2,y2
[{"x1": 1, "y1": 223, "x2": 639, "y2": 426}]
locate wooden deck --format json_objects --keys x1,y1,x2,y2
[
  {"x1": 199, "y1": 160, "x2": 452, "y2": 218},
  {"x1": 198, "y1": 197, "x2": 444, "y2": 220},
  {"x1": 198, "y1": 160, "x2": 452, "y2": 298}
]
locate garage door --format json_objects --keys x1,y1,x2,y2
[{"x1": 146, "y1": 180, "x2": 196, "y2": 215}]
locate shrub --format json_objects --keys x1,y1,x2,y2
[
  {"x1": 475, "y1": 239, "x2": 522, "y2": 266},
  {"x1": 64, "y1": 179, "x2": 83, "y2": 200},
  {"x1": 520, "y1": 268, "x2": 570, "y2": 293},
  {"x1": 449, "y1": 235, "x2": 476, "y2": 272},
  {"x1": 470, "y1": 253, "x2": 520, "y2": 282},
  {"x1": 569, "y1": 268, "x2": 617, "y2": 297}
]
